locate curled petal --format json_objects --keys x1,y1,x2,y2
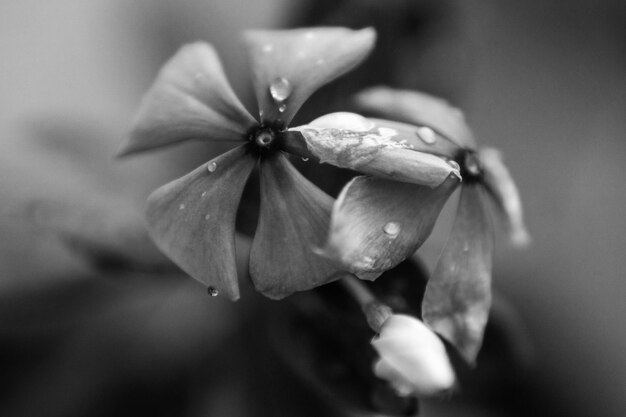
[
  {"x1": 243, "y1": 27, "x2": 375, "y2": 127},
  {"x1": 422, "y1": 185, "x2": 494, "y2": 364},
  {"x1": 292, "y1": 122, "x2": 460, "y2": 188},
  {"x1": 372, "y1": 315, "x2": 456, "y2": 397},
  {"x1": 354, "y1": 87, "x2": 476, "y2": 150},
  {"x1": 320, "y1": 175, "x2": 459, "y2": 280},
  {"x1": 249, "y1": 153, "x2": 340, "y2": 299},
  {"x1": 145, "y1": 146, "x2": 256, "y2": 300},
  {"x1": 120, "y1": 43, "x2": 256, "y2": 155},
  {"x1": 478, "y1": 148, "x2": 531, "y2": 247}
]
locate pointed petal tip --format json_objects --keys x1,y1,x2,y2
[
  {"x1": 115, "y1": 138, "x2": 142, "y2": 158},
  {"x1": 478, "y1": 147, "x2": 529, "y2": 249},
  {"x1": 257, "y1": 288, "x2": 291, "y2": 301},
  {"x1": 509, "y1": 226, "x2": 532, "y2": 248},
  {"x1": 223, "y1": 287, "x2": 241, "y2": 301},
  {"x1": 355, "y1": 25, "x2": 377, "y2": 45}
]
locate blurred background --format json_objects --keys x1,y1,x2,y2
[{"x1": 1, "y1": 0, "x2": 625, "y2": 416}]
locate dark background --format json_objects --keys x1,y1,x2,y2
[{"x1": 1, "y1": 1, "x2": 625, "y2": 416}]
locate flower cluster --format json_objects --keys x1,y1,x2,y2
[
  {"x1": 121, "y1": 26, "x2": 529, "y2": 394},
  {"x1": 350, "y1": 87, "x2": 529, "y2": 363},
  {"x1": 119, "y1": 27, "x2": 462, "y2": 300}
]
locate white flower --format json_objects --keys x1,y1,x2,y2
[{"x1": 371, "y1": 314, "x2": 456, "y2": 397}]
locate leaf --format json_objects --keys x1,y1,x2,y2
[
  {"x1": 320, "y1": 175, "x2": 458, "y2": 280},
  {"x1": 249, "y1": 152, "x2": 340, "y2": 299},
  {"x1": 120, "y1": 42, "x2": 256, "y2": 155},
  {"x1": 145, "y1": 145, "x2": 256, "y2": 300},
  {"x1": 422, "y1": 185, "x2": 494, "y2": 364},
  {"x1": 354, "y1": 87, "x2": 476, "y2": 149},
  {"x1": 243, "y1": 27, "x2": 375, "y2": 128}
]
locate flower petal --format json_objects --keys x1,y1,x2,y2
[
  {"x1": 292, "y1": 123, "x2": 460, "y2": 188},
  {"x1": 120, "y1": 43, "x2": 256, "y2": 155},
  {"x1": 145, "y1": 146, "x2": 256, "y2": 300},
  {"x1": 422, "y1": 185, "x2": 494, "y2": 364},
  {"x1": 320, "y1": 175, "x2": 459, "y2": 280},
  {"x1": 249, "y1": 152, "x2": 341, "y2": 299},
  {"x1": 478, "y1": 147, "x2": 531, "y2": 247},
  {"x1": 243, "y1": 27, "x2": 375, "y2": 127},
  {"x1": 354, "y1": 87, "x2": 476, "y2": 150}
]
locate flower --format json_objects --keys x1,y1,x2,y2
[
  {"x1": 119, "y1": 28, "x2": 463, "y2": 301},
  {"x1": 338, "y1": 87, "x2": 531, "y2": 364},
  {"x1": 288, "y1": 112, "x2": 462, "y2": 281},
  {"x1": 372, "y1": 314, "x2": 456, "y2": 398},
  {"x1": 117, "y1": 27, "x2": 382, "y2": 300}
]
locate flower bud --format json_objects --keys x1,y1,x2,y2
[{"x1": 371, "y1": 314, "x2": 456, "y2": 398}]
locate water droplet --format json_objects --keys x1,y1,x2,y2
[
  {"x1": 204, "y1": 214, "x2": 211, "y2": 220},
  {"x1": 296, "y1": 51, "x2": 307, "y2": 59},
  {"x1": 179, "y1": 203, "x2": 186, "y2": 210},
  {"x1": 305, "y1": 31, "x2": 315, "y2": 40},
  {"x1": 383, "y1": 222, "x2": 401, "y2": 237},
  {"x1": 463, "y1": 242, "x2": 470, "y2": 252},
  {"x1": 315, "y1": 58, "x2": 325, "y2": 66},
  {"x1": 269, "y1": 77, "x2": 292, "y2": 102},
  {"x1": 201, "y1": 191, "x2": 207, "y2": 197},
  {"x1": 262, "y1": 44, "x2": 273, "y2": 53},
  {"x1": 208, "y1": 287, "x2": 219, "y2": 297},
  {"x1": 278, "y1": 104, "x2": 287, "y2": 113},
  {"x1": 417, "y1": 126, "x2": 436, "y2": 144},
  {"x1": 301, "y1": 157, "x2": 309, "y2": 162},
  {"x1": 207, "y1": 161, "x2": 217, "y2": 172}
]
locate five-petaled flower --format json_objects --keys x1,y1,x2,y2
[
  {"x1": 322, "y1": 87, "x2": 530, "y2": 363},
  {"x1": 118, "y1": 28, "x2": 377, "y2": 300},
  {"x1": 119, "y1": 28, "x2": 463, "y2": 301}
]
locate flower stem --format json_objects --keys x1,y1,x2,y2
[{"x1": 341, "y1": 274, "x2": 393, "y2": 333}]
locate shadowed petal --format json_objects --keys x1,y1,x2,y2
[
  {"x1": 291, "y1": 119, "x2": 460, "y2": 188},
  {"x1": 243, "y1": 27, "x2": 375, "y2": 127},
  {"x1": 320, "y1": 175, "x2": 459, "y2": 280},
  {"x1": 249, "y1": 152, "x2": 340, "y2": 299},
  {"x1": 422, "y1": 185, "x2": 494, "y2": 364},
  {"x1": 478, "y1": 148, "x2": 531, "y2": 246},
  {"x1": 145, "y1": 146, "x2": 256, "y2": 300},
  {"x1": 354, "y1": 87, "x2": 476, "y2": 150},
  {"x1": 120, "y1": 43, "x2": 256, "y2": 155}
]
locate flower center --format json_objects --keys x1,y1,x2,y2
[
  {"x1": 461, "y1": 151, "x2": 483, "y2": 181},
  {"x1": 251, "y1": 128, "x2": 277, "y2": 150}
]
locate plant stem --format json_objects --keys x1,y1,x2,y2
[
  {"x1": 341, "y1": 274, "x2": 392, "y2": 333},
  {"x1": 341, "y1": 274, "x2": 376, "y2": 308}
]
